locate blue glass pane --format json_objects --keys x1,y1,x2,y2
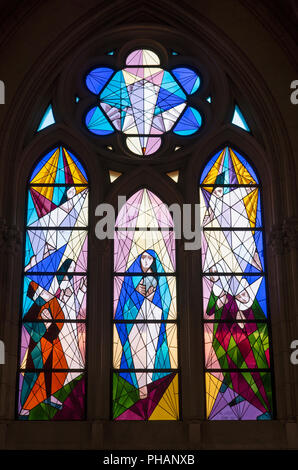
[
  {"x1": 173, "y1": 107, "x2": 202, "y2": 135},
  {"x1": 100, "y1": 71, "x2": 131, "y2": 109},
  {"x1": 172, "y1": 67, "x2": 200, "y2": 94},
  {"x1": 232, "y1": 149, "x2": 259, "y2": 184},
  {"x1": 85, "y1": 106, "x2": 115, "y2": 135},
  {"x1": 37, "y1": 105, "x2": 55, "y2": 132},
  {"x1": 232, "y1": 105, "x2": 250, "y2": 132},
  {"x1": 85, "y1": 67, "x2": 114, "y2": 95}
]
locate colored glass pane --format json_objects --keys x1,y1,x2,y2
[
  {"x1": 173, "y1": 106, "x2": 202, "y2": 135},
  {"x1": 113, "y1": 372, "x2": 179, "y2": 420},
  {"x1": 84, "y1": 49, "x2": 202, "y2": 156},
  {"x1": 205, "y1": 371, "x2": 272, "y2": 420},
  {"x1": 114, "y1": 275, "x2": 177, "y2": 321},
  {"x1": 85, "y1": 106, "x2": 115, "y2": 135},
  {"x1": 232, "y1": 105, "x2": 250, "y2": 132},
  {"x1": 200, "y1": 146, "x2": 273, "y2": 420},
  {"x1": 18, "y1": 146, "x2": 88, "y2": 420},
  {"x1": 112, "y1": 189, "x2": 179, "y2": 420},
  {"x1": 172, "y1": 67, "x2": 200, "y2": 94},
  {"x1": 85, "y1": 67, "x2": 114, "y2": 95},
  {"x1": 37, "y1": 104, "x2": 55, "y2": 132}
]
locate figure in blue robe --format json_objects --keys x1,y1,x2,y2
[{"x1": 115, "y1": 250, "x2": 173, "y2": 398}]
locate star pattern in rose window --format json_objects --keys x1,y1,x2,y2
[{"x1": 84, "y1": 49, "x2": 202, "y2": 156}]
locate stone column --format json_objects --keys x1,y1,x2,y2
[
  {"x1": 268, "y1": 217, "x2": 298, "y2": 425},
  {"x1": 282, "y1": 217, "x2": 298, "y2": 424},
  {"x1": 0, "y1": 219, "x2": 22, "y2": 420}
]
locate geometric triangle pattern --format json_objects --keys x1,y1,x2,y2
[
  {"x1": 84, "y1": 49, "x2": 202, "y2": 156},
  {"x1": 200, "y1": 146, "x2": 273, "y2": 420},
  {"x1": 20, "y1": 322, "x2": 86, "y2": 370},
  {"x1": 173, "y1": 106, "x2": 202, "y2": 136},
  {"x1": 172, "y1": 67, "x2": 200, "y2": 95},
  {"x1": 200, "y1": 186, "x2": 262, "y2": 229},
  {"x1": 202, "y1": 229, "x2": 264, "y2": 274},
  {"x1": 231, "y1": 105, "x2": 250, "y2": 132},
  {"x1": 204, "y1": 322, "x2": 270, "y2": 370},
  {"x1": 27, "y1": 187, "x2": 88, "y2": 228},
  {"x1": 202, "y1": 275, "x2": 268, "y2": 320},
  {"x1": 113, "y1": 322, "x2": 177, "y2": 370},
  {"x1": 113, "y1": 372, "x2": 179, "y2": 420},
  {"x1": 24, "y1": 230, "x2": 88, "y2": 273},
  {"x1": 109, "y1": 170, "x2": 122, "y2": 183},
  {"x1": 22, "y1": 274, "x2": 87, "y2": 321},
  {"x1": 114, "y1": 189, "x2": 175, "y2": 273},
  {"x1": 114, "y1": 229, "x2": 175, "y2": 274},
  {"x1": 30, "y1": 147, "x2": 88, "y2": 185},
  {"x1": 113, "y1": 188, "x2": 179, "y2": 420},
  {"x1": 37, "y1": 104, "x2": 55, "y2": 132},
  {"x1": 205, "y1": 372, "x2": 272, "y2": 420},
  {"x1": 18, "y1": 147, "x2": 88, "y2": 420},
  {"x1": 116, "y1": 189, "x2": 174, "y2": 229},
  {"x1": 18, "y1": 372, "x2": 85, "y2": 420},
  {"x1": 166, "y1": 170, "x2": 179, "y2": 183},
  {"x1": 200, "y1": 147, "x2": 259, "y2": 185}
]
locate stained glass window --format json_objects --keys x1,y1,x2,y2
[
  {"x1": 200, "y1": 146, "x2": 273, "y2": 420},
  {"x1": 17, "y1": 146, "x2": 88, "y2": 420},
  {"x1": 231, "y1": 105, "x2": 250, "y2": 132},
  {"x1": 113, "y1": 189, "x2": 179, "y2": 420},
  {"x1": 84, "y1": 49, "x2": 202, "y2": 156},
  {"x1": 37, "y1": 104, "x2": 55, "y2": 132}
]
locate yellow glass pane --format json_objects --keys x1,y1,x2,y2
[
  {"x1": 149, "y1": 374, "x2": 179, "y2": 420},
  {"x1": 205, "y1": 372, "x2": 222, "y2": 418}
]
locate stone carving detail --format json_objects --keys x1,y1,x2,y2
[
  {"x1": 268, "y1": 224, "x2": 284, "y2": 255},
  {"x1": 283, "y1": 216, "x2": 298, "y2": 250},
  {"x1": 0, "y1": 218, "x2": 22, "y2": 253},
  {"x1": 268, "y1": 217, "x2": 298, "y2": 254}
]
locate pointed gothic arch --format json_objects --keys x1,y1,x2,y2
[
  {"x1": 199, "y1": 146, "x2": 274, "y2": 420},
  {"x1": 17, "y1": 145, "x2": 89, "y2": 420},
  {"x1": 0, "y1": 0, "x2": 296, "y2": 450}
]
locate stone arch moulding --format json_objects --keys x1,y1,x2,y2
[
  {"x1": 184, "y1": 132, "x2": 293, "y2": 421},
  {"x1": 0, "y1": 2, "x2": 295, "y2": 224},
  {"x1": 103, "y1": 165, "x2": 185, "y2": 210}
]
